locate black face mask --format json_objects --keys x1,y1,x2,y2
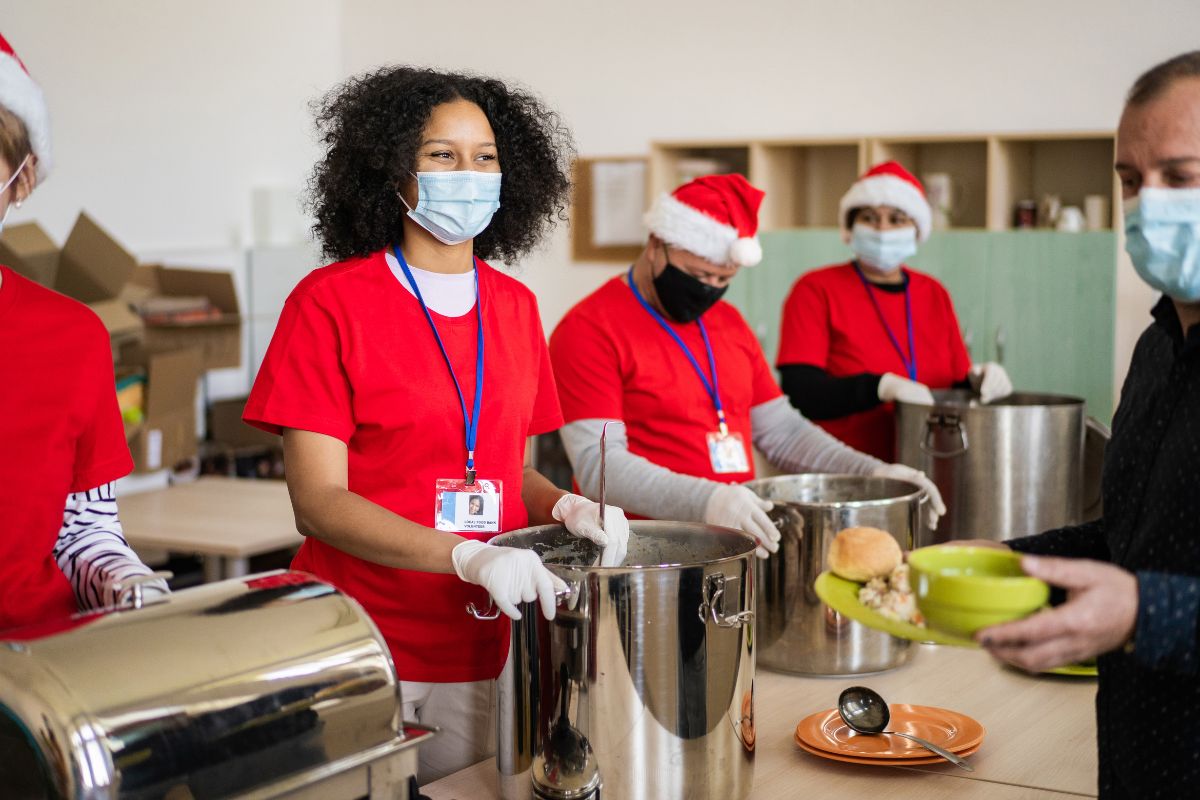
[{"x1": 653, "y1": 262, "x2": 727, "y2": 323}]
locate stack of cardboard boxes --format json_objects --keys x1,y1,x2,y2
[{"x1": 0, "y1": 212, "x2": 243, "y2": 474}]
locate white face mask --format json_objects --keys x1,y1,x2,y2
[
  {"x1": 398, "y1": 170, "x2": 502, "y2": 246},
  {"x1": 850, "y1": 223, "x2": 918, "y2": 273},
  {"x1": 0, "y1": 154, "x2": 30, "y2": 236}
]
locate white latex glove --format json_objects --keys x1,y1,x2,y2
[
  {"x1": 877, "y1": 372, "x2": 935, "y2": 405},
  {"x1": 552, "y1": 493, "x2": 630, "y2": 567},
  {"x1": 452, "y1": 540, "x2": 567, "y2": 621},
  {"x1": 968, "y1": 362, "x2": 1014, "y2": 403},
  {"x1": 703, "y1": 484, "x2": 780, "y2": 559},
  {"x1": 873, "y1": 463, "x2": 947, "y2": 531}
]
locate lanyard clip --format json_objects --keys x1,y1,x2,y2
[
  {"x1": 718, "y1": 410, "x2": 729, "y2": 438},
  {"x1": 466, "y1": 451, "x2": 476, "y2": 485}
]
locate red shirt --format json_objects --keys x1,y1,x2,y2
[
  {"x1": 244, "y1": 251, "x2": 561, "y2": 683},
  {"x1": 776, "y1": 262, "x2": 971, "y2": 460},
  {"x1": 549, "y1": 276, "x2": 782, "y2": 485},
  {"x1": 0, "y1": 267, "x2": 133, "y2": 630}
]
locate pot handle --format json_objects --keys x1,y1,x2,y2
[
  {"x1": 466, "y1": 581, "x2": 580, "y2": 620},
  {"x1": 699, "y1": 573, "x2": 754, "y2": 628},
  {"x1": 920, "y1": 413, "x2": 969, "y2": 458}
]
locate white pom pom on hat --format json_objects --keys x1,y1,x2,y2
[
  {"x1": 644, "y1": 173, "x2": 765, "y2": 267},
  {"x1": 0, "y1": 32, "x2": 52, "y2": 182}
]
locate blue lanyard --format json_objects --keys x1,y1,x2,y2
[
  {"x1": 626, "y1": 268, "x2": 728, "y2": 435},
  {"x1": 393, "y1": 245, "x2": 485, "y2": 483},
  {"x1": 854, "y1": 264, "x2": 918, "y2": 382}
]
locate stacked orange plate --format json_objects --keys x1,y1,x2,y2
[{"x1": 794, "y1": 704, "x2": 985, "y2": 766}]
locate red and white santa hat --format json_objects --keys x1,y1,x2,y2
[
  {"x1": 0, "y1": 33, "x2": 52, "y2": 182},
  {"x1": 839, "y1": 161, "x2": 930, "y2": 242},
  {"x1": 644, "y1": 173, "x2": 765, "y2": 267}
]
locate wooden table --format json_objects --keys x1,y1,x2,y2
[
  {"x1": 425, "y1": 644, "x2": 1098, "y2": 799},
  {"x1": 118, "y1": 476, "x2": 303, "y2": 582}
]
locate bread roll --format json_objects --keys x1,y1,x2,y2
[{"x1": 828, "y1": 526, "x2": 902, "y2": 582}]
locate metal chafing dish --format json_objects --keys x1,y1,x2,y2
[{"x1": 0, "y1": 571, "x2": 435, "y2": 800}]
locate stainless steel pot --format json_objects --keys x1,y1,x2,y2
[
  {"x1": 490, "y1": 522, "x2": 757, "y2": 800},
  {"x1": 0, "y1": 571, "x2": 434, "y2": 800},
  {"x1": 895, "y1": 390, "x2": 1085, "y2": 544},
  {"x1": 744, "y1": 474, "x2": 920, "y2": 676}
]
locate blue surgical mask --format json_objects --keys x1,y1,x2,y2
[
  {"x1": 1124, "y1": 187, "x2": 1200, "y2": 302},
  {"x1": 399, "y1": 170, "x2": 502, "y2": 246},
  {"x1": 850, "y1": 224, "x2": 918, "y2": 272}
]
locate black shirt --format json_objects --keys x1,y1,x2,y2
[{"x1": 1008, "y1": 296, "x2": 1200, "y2": 799}]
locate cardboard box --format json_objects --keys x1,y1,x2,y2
[
  {"x1": 57, "y1": 212, "x2": 138, "y2": 304},
  {"x1": 0, "y1": 221, "x2": 59, "y2": 286},
  {"x1": 121, "y1": 345, "x2": 203, "y2": 473},
  {"x1": 135, "y1": 265, "x2": 242, "y2": 370},
  {"x1": 208, "y1": 396, "x2": 279, "y2": 450}
]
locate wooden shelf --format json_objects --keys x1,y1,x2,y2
[{"x1": 648, "y1": 131, "x2": 1116, "y2": 234}]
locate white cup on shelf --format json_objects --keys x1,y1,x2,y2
[
  {"x1": 1057, "y1": 206, "x2": 1086, "y2": 232},
  {"x1": 1084, "y1": 194, "x2": 1111, "y2": 231}
]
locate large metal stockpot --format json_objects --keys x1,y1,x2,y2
[
  {"x1": 490, "y1": 522, "x2": 757, "y2": 800},
  {"x1": 0, "y1": 571, "x2": 434, "y2": 800},
  {"x1": 745, "y1": 474, "x2": 921, "y2": 676},
  {"x1": 896, "y1": 390, "x2": 1085, "y2": 545}
]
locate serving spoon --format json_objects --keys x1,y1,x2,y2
[{"x1": 837, "y1": 686, "x2": 974, "y2": 771}]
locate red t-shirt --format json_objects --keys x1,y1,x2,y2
[
  {"x1": 0, "y1": 267, "x2": 133, "y2": 630},
  {"x1": 243, "y1": 251, "x2": 562, "y2": 683},
  {"x1": 776, "y1": 262, "x2": 971, "y2": 460},
  {"x1": 549, "y1": 275, "x2": 782, "y2": 486}
]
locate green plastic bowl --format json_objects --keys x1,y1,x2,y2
[{"x1": 908, "y1": 546, "x2": 1049, "y2": 638}]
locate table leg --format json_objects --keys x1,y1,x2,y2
[
  {"x1": 203, "y1": 557, "x2": 223, "y2": 584},
  {"x1": 226, "y1": 556, "x2": 250, "y2": 579}
]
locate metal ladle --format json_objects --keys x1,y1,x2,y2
[
  {"x1": 837, "y1": 686, "x2": 974, "y2": 771},
  {"x1": 592, "y1": 421, "x2": 625, "y2": 567}
]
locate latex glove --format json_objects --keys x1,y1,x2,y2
[
  {"x1": 552, "y1": 493, "x2": 630, "y2": 567},
  {"x1": 978, "y1": 555, "x2": 1137, "y2": 671},
  {"x1": 968, "y1": 362, "x2": 1014, "y2": 403},
  {"x1": 873, "y1": 463, "x2": 946, "y2": 530},
  {"x1": 704, "y1": 483, "x2": 780, "y2": 559},
  {"x1": 877, "y1": 372, "x2": 935, "y2": 405},
  {"x1": 452, "y1": 539, "x2": 567, "y2": 621}
]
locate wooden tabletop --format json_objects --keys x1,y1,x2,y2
[
  {"x1": 118, "y1": 476, "x2": 302, "y2": 558},
  {"x1": 425, "y1": 644, "x2": 1099, "y2": 799}
]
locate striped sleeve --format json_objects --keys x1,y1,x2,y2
[{"x1": 54, "y1": 482, "x2": 170, "y2": 610}]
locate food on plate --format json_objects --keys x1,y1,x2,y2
[
  {"x1": 827, "y1": 526, "x2": 902, "y2": 582},
  {"x1": 858, "y1": 563, "x2": 923, "y2": 626}
]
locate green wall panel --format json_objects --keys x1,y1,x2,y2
[{"x1": 726, "y1": 230, "x2": 1117, "y2": 421}]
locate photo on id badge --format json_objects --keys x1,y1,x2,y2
[
  {"x1": 435, "y1": 479, "x2": 502, "y2": 532},
  {"x1": 707, "y1": 431, "x2": 749, "y2": 474}
]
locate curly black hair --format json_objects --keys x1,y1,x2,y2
[{"x1": 307, "y1": 66, "x2": 574, "y2": 264}]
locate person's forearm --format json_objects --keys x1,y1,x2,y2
[
  {"x1": 778, "y1": 363, "x2": 882, "y2": 420},
  {"x1": 1131, "y1": 571, "x2": 1200, "y2": 674},
  {"x1": 289, "y1": 482, "x2": 462, "y2": 572},
  {"x1": 751, "y1": 396, "x2": 884, "y2": 475},
  {"x1": 559, "y1": 419, "x2": 717, "y2": 521},
  {"x1": 1007, "y1": 519, "x2": 1110, "y2": 561},
  {"x1": 522, "y1": 467, "x2": 568, "y2": 525}
]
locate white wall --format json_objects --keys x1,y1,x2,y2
[{"x1": 5, "y1": 0, "x2": 1198, "y2": 404}]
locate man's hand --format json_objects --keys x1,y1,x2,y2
[{"x1": 977, "y1": 555, "x2": 1138, "y2": 672}]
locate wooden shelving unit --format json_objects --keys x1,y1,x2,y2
[{"x1": 649, "y1": 132, "x2": 1117, "y2": 233}]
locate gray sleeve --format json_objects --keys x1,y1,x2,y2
[
  {"x1": 559, "y1": 419, "x2": 720, "y2": 522},
  {"x1": 750, "y1": 396, "x2": 885, "y2": 476}
]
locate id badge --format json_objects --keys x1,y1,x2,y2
[
  {"x1": 435, "y1": 478, "x2": 503, "y2": 533},
  {"x1": 707, "y1": 431, "x2": 750, "y2": 474}
]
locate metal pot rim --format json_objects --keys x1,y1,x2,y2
[
  {"x1": 896, "y1": 389, "x2": 1085, "y2": 409},
  {"x1": 492, "y1": 522, "x2": 758, "y2": 571},
  {"x1": 744, "y1": 474, "x2": 925, "y2": 508}
]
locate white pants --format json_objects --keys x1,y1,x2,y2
[{"x1": 401, "y1": 679, "x2": 496, "y2": 785}]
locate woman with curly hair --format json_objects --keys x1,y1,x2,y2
[{"x1": 244, "y1": 67, "x2": 630, "y2": 781}]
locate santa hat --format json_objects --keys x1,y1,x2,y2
[
  {"x1": 644, "y1": 173, "x2": 764, "y2": 267},
  {"x1": 0, "y1": 33, "x2": 52, "y2": 182},
  {"x1": 839, "y1": 161, "x2": 930, "y2": 242}
]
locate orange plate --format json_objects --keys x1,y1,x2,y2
[
  {"x1": 795, "y1": 704, "x2": 985, "y2": 760},
  {"x1": 795, "y1": 732, "x2": 983, "y2": 766}
]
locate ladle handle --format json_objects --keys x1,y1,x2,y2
[
  {"x1": 888, "y1": 731, "x2": 974, "y2": 771},
  {"x1": 598, "y1": 421, "x2": 625, "y2": 532}
]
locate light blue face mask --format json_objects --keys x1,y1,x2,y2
[
  {"x1": 399, "y1": 170, "x2": 502, "y2": 246},
  {"x1": 850, "y1": 223, "x2": 918, "y2": 272},
  {"x1": 1124, "y1": 187, "x2": 1200, "y2": 302}
]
